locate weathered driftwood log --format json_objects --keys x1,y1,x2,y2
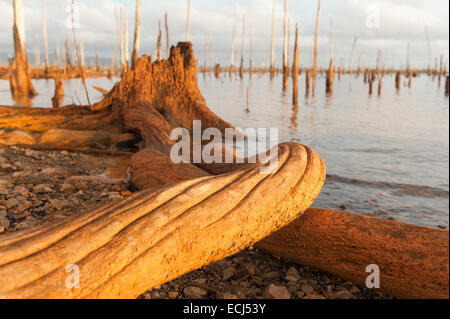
[
  {"x1": 0, "y1": 143, "x2": 325, "y2": 298},
  {"x1": 0, "y1": 42, "x2": 327, "y2": 298},
  {"x1": 256, "y1": 208, "x2": 449, "y2": 299}
]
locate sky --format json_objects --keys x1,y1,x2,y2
[{"x1": 0, "y1": 0, "x2": 448, "y2": 69}]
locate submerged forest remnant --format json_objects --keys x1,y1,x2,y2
[
  {"x1": 9, "y1": 0, "x2": 36, "y2": 101},
  {"x1": 0, "y1": 43, "x2": 326, "y2": 298}
]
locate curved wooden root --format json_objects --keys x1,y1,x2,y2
[
  {"x1": 0, "y1": 143, "x2": 326, "y2": 299},
  {"x1": 256, "y1": 208, "x2": 449, "y2": 299}
]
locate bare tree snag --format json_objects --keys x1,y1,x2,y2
[
  {"x1": 51, "y1": 74, "x2": 64, "y2": 108},
  {"x1": 292, "y1": 23, "x2": 299, "y2": 105},
  {"x1": 165, "y1": 12, "x2": 170, "y2": 59},
  {"x1": 282, "y1": 0, "x2": 289, "y2": 90},
  {"x1": 348, "y1": 36, "x2": 358, "y2": 72},
  {"x1": 124, "y1": 7, "x2": 129, "y2": 71},
  {"x1": 270, "y1": 0, "x2": 276, "y2": 79},
  {"x1": 41, "y1": 0, "x2": 49, "y2": 74},
  {"x1": 312, "y1": 0, "x2": 321, "y2": 95},
  {"x1": 256, "y1": 208, "x2": 449, "y2": 299},
  {"x1": 10, "y1": 0, "x2": 37, "y2": 100},
  {"x1": 186, "y1": 0, "x2": 191, "y2": 42},
  {"x1": 131, "y1": 0, "x2": 141, "y2": 70},
  {"x1": 156, "y1": 21, "x2": 162, "y2": 61},
  {"x1": 240, "y1": 16, "x2": 245, "y2": 79},
  {"x1": 326, "y1": 59, "x2": 335, "y2": 95}
]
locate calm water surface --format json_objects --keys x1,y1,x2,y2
[{"x1": 0, "y1": 73, "x2": 448, "y2": 228}]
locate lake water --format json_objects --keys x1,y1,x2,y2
[{"x1": 0, "y1": 72, "x2": 448, "y2": 228}]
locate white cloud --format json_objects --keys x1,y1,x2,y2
[{"x1": 0, "y1": 0, "x2": 448, "y2": 68}]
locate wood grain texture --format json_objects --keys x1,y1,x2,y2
[{"x1": 256, "y1": 208, "x2": 449, "y2": 299}]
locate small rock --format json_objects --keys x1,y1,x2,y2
[
  {"x1": 33, "y1": 184, "x2": 53, "y2": 193},
  {"x1": 0, "y1": 179, "x2": 11, "y2": 187},
  {"x1": 25, "y1": 149, "x2": 37, "y2": 157},
  {"x1": 150, "y1": 291, "x2": 161, "y2": 299},
  {"x1": 286, "y1": 267, "x2": 300, "y2": 279},
  {"x1": 13, "y1": 186, "x2": 30, "y2": 197},
  {"x1": 41, "y1": 167, "x2": 69, "y2": 176},
  {"x1": 14, "y1": 200, "x2": 32, "y2": 214},
  {"x1": 50, "y1": 199, "x2": 70, "y2": 211},
  {"x1": 285, "y1": 275, "x2": 299, "y2": 282},
  {"x1": 75, "y1": 181, "x2": 88, "y2": 192},
  {"x1": 295, "y1": 291, "x2": 305, "y2": 298},
  {"x1": 112, "y1": 185, "x2": 122, "y2": 192},
  {"x1": 15, "y1": 216, "x2": 38, "y2": 231},
  {"x1": 167, "y1": 291, "x2": 178, "y2": 299},
  {"x1": 251, "y1": 276, "x2": 263, "y2": 286},
  {"x1": 350, "y1": 286, "x2": 360, "y2": 294},
  {"x1": 223, "y1": 266, "x2": 235, "y2": 281},
  {"x1": 0, "y1": 215, "x2": 10, "y2": 230},
  {"x1": 340, "y1": 204, "x2": 347, "y2": 210},
  {"x1": 191, "y1": 278, "x2": 207, "y2": 286},
  {"x1": 264, "y1": 284, "x2": 291, "y2": 299},
  {"x1": 219, "y1": 293, "x2": 238, "y2": 300},
  {"x1": 60, "y1": 183, "x2": 75, "y2": 194},
  {"x1": 0, "y1": 163, "x2": 13, "y2": 170},
  {"x1": 334, "y1": 289, "x2": 354, "y2": 299},
  {"x1": 303, "y1": 294, "x2": 327, "y2": 300},
  {"x1": 4, "y1": 198, "x2": 19, "y2": 209},
  {"x1": 108, "y1": 192, "x2": 121, "y2": 200},
  {"x1": 286, "y1": 282, "x2": 299, "y2": 294},
  {"x1": 235, "y1": 286, "x2": 251, "y2": 299},
  {"x1": 300, "y1": 283, "x2": 315, "y2": 296},
  {"x1": 183, "y1": 286, "x2": 208, "y2": 299},
  {"x1": 243, "y1": 263, "x2": 257, "y2": 276},
  {"x1": 326, "y1": 285, "x2": 333, "y2": 298}
]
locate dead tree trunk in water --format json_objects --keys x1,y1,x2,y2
[
  {"x1": 41, "y1": 0, "x2": 49, "y2": 74},
  {"x1": 270, "y1": 0, "x2": 276, "y2": 80},
  {"x1": 292, "y1": 23, "x2": 299, "y2": 105},
  {"x1": 282, "y1": 0, "x2": 289, "y2": 90},
  {"x1": 156, "y1": 21, "x2": 162, "y2": 61},
  {"x1": 124, "y1": 7, "x2": 129, "y2": 71},
  {"x1": 348, "y1": 36, "x2": 357, "y2": 73},
  {"x1": 10, "y1": 0, "x2": 37, "y2": 101},
  {"x1": 131, "y1": 0, "x2": 141, "y2": 69},
  {"x1": 326, "y1": 59, "x2": 335, "y2": 95},
  {"x1": 186, "y1": 0, "x2": 191, "y2": 41},
  {"x1": 239, "y1": 16, "x2": 245, "y2": 79},
  {"x1": 71, "y1": 0, "x2": 90, "y2": 106},
  {"x1": 312, "y1": 0, "x2": 321, "y2": 95},
  {"x1": 65, "y1": 38, "x2": 71, "y2": 69},
  {"x1": 165, "y1": 13, "x2": 170, "y2": 59},
  {"x1": 395, "y1": 71, "x2": 401, "y2": 92}
]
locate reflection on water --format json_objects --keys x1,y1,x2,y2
[
  {"x1": 0, "y1": 72, "x2": 448, "y2": 228},
  {"x1": 198, "y1": 72, "x2": 449, "y2": 229}
]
